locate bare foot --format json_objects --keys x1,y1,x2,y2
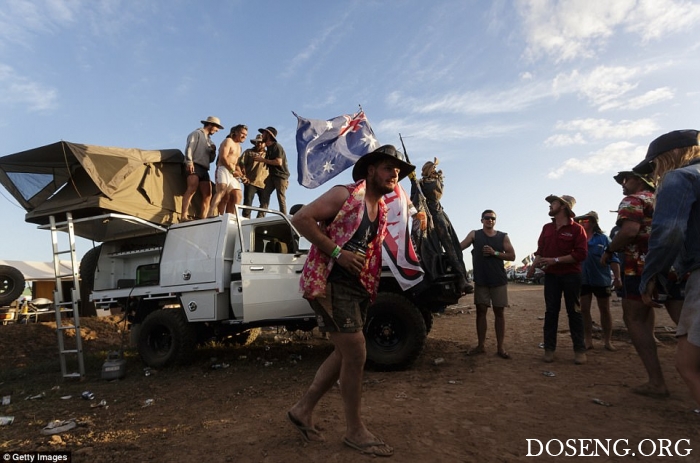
[
  {"x1": 632, "y1": 383, "x2": 670, "y2": 399},
  {"x1": 604, "y1": 343, "x2": 616, "y2": 352}
]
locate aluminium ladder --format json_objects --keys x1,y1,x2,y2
[{"x1": 49, "y1": 213, "x2": 85, "y2": 379}]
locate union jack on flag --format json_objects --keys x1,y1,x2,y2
[{"x1": 293, "y1": 110, "x2": 379, "y2": 188}]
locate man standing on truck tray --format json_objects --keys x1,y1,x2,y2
[
  {"x1": 254, "y1": 126, "x2": 290, "y2": 216},
  {"x1": 209, "y1": 124, "x2": 248, "y2": 216},
  {"x1": 460, "y1": 209, "x2": 516, "y2": 359},
  {"x1": 528, "y1": 194, "x2": 588, "y2": 365},
  {"x1": 181, "y1": 116, "x2": 223, "y2": 221},
  {"x1": 239, "y1": 133, "x2": 269, "y2": 218},
  {"x1": 288, "y1": 144, "x2": 415, "y2": 458}
]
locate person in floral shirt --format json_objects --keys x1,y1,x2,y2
[
  {"x1": 602, "y1": 170, "x2": 682, "y2": 399},
  {"x1": 287, "y1": 145, "x2": 414, "y2": 458}
]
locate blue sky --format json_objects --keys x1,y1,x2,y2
[{"x1": 1, "y1": 0, "x2": 699, "y2": 269}]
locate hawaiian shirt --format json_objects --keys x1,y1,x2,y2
[
  {"x1": 615, "y1": 190, "x2": 654, "y2": 276},
  {"x1": 300, "y1": 180, "x2": 388, "y2": 301}
]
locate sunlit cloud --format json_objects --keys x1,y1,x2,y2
[
  {"x1": 518, "y1": 0, "x2": 700, "y2": 62},
  {"x1": 376, "y1": 118, "x2": 525, "y2": 142},
  {"x1": 602, "y1": 87, "x2": 674, "y2": 111},
  {"x1": 547, "y1": 141, "x2": 646, "y2": 178},
  {"x1": 546, "y1": 118, "x2": 659, "y2": 146}
]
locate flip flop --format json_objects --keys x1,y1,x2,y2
[
  {"x1": 41, "y1": 419, "x2": 76, "y2": 436},
  {"x1": 497, "y1": 351, "x2": 511, "y2": 360},
  {"x1": 343, "y1": 437, "x2": 394, "y2": 457},
  {"x1": 287, "y1": 411, "x2": 324, "y2": 442}
]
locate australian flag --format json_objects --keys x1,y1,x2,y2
[{"x1": 294, "y1": 110, "x2": 380, "y2": 188}]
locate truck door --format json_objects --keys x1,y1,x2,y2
[{"x1": 239, "y1": 214, "x2": 312, "y2": 322}]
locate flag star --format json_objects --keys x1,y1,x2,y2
[
  {"x1": 325, "y1": 121, "x2": 333, "y2": 130},
  {"x1": 322, "y1": 161, "x2": 334, "y2": 173},
  {"x1": 361, "y1": 132, "x2": 379, "y2": 148}
]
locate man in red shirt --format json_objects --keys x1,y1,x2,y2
[{"x1": 528, "y1": 195, "x2": 588, "y2": 364}]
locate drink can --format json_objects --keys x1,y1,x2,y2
[{"x1": 81, "y1": 391, "x2": 95, "y2": 400}]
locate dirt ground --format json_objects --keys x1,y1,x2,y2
[{"x1": 0, "y1": 283, "x2": 697, "y2": 462}]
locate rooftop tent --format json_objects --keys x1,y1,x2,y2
[{"x1": 0, "y1": 141, "x2": 194, "y2": 241}]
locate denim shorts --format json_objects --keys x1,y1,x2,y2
[
  {"x1": 308, "y1": 281, "x2": 370, "y2": 333},
  {"x1": 580, "y1": 284, "x2": 612, "y2": 299}
]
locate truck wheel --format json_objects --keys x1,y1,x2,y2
[
  {"x1": 138, "y1": 309, "x2": 196, "y2": 368},
  {"x1": 0, "y1": 265, "x2": 25, "y2": 306},
  {"x1": 364, "y1": 292, "x2": 427, "y2": 371},
  {"x1": 79, "y1": 245, "x2": 101, "y2": 316}
]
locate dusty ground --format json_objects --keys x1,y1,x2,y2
[{"x1": 0, "y1": 283, "x2": 697, "y2": 462}]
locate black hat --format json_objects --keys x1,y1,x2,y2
[
  {"x1": 613, "y1": 170, "x2": 655, "y2": 191},
  {"x1": 351, "y1": 145, "x2": 415, "y2": 182},
  {"x1": 633, "y1": 130, "x2": 700, "y2": 174},
  {"x1": 258, "y1": 126, "x2": 277, "y2": 140}
]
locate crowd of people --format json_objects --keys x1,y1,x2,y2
[
  {"x1": 180, "y1": 116, "x2": 290, "y2": 221},
  {"x1": 179, "y1": 119, "x2": 700, "y2": 458}
]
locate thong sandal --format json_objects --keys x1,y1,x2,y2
[
  {"x1": 287, "y1": 411, "x2": 324, "y2": 442},
  {"x1": 343, "y1": 437, "x2": 394, "y2": 457},
  {"x1": 497, "y1": 351, "x2": 511, "y2": 360}
]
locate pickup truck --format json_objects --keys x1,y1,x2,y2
[{"x1": 82, "y1": 208, "x2": 465, "y2": 371}]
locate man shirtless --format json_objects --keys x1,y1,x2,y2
[{"x1": 210, "y1": 124, "x2": 248, "y2": 216}]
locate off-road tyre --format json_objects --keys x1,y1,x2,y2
[
  {"x1": 79, "y1": 245, "x2": 102, "y2": 316},
  {"x1": 0, "y1": 265, "x2": 25, "y2": 306},
  {"x1": 364, "y1": 292, "x2": 427, "y2": 371},
  {"x1": 138, "y1": 309, "x2": 197, "y2": 368}
]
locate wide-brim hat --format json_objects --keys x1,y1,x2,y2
[
  {"x1": 258, "y1": 126, "x2": 277, "y2": 140},
  {"x1": 574, "y1": 210, "x2": 602, "y2": 232},
  {"x1": 633, "y1": 129, "x2": 700, "y2": 174},
  {"x1": 421, "y1": 158, "x2": 439, "y2": 178},
  {"x1": 545, "y1": 194, "x2": 576, "y2": 217},
  {"x1": 352, "y1": 144, "x2": 415, "y2": 182},
  {"x1": 574, "y1": 210, "x2": 599, "y2": 223},
  {"x1": 201, "y1": 116, "x2": 224, "y2": 130},
  {"x1": 613, "y1": 170, "x2": 655, "y2": 191},
  {"x1": 250, "y1": 134, "x2": 264, "y2": 145}
]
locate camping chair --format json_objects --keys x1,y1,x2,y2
[{"x1": 20, "y1": 298, "x2": 54, "y2": 323}]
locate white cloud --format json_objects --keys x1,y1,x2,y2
[
  {"x1": 0, "y1": 63, "x2": 57, "y2": 111},
  {"x1": 547, "y1": 141, "x2": 646, "y2": 178},
  {"x1": 544, "y1": 133, "x2": 586, "y2": 147},
  {"x1": 376, "y1": 118, "x2": 525, "y2": 142},
  {"x1": 0, "y1": 0, "x2": 80, "y2": 46},
  {"x1": 625, "y1": 0, "x2": 700, "y2": 42},
  {"x1": 518, "y1": 0, "x2": 700, "y2": 62},
  {"x1": 606, "y1": 87, "x2": 675, "y2": 111},
  {"x1": 390, "y1": 80, "x2": 553, "y2": 116},
  {"x1": 551, "y1": 118, "x2": 659, "y2": 141}
]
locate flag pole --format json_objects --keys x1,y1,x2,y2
[{"x1": 399, "y1": 133, "x2": 432, "y2": 234}]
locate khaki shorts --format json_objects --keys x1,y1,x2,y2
[
  {"x1": 677, "y1": 269, "x2": 700, "y2": 347},
  {"x1": 474, "y1": 284, "x2": 508, "y2": 308},
  {"x1": 309, "y1": 281, "x2": 370, "y2": 333}
]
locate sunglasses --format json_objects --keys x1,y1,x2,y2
[{"x1": 482, "y1": 216, "x2": 496, "y2": 221}]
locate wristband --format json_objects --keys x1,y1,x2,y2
[
  {"x1": 495, "y1": 251, "x2": 500, "y2": 257},
  {"x1": 330, "y1": 245, "x2": 341, "y2": 259}
]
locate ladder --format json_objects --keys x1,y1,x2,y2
[{"x1": 49, "y1": 213, "x2": 85, "y2": 379}]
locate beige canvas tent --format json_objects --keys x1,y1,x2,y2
[{"x1": 0, "y1": 141, "x2": 199, "y2": 241}]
